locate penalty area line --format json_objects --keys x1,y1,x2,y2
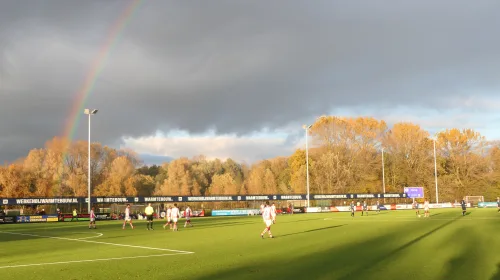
[
  {"x1": 0, "y1": 252, "x2": 191, "y2": 269},
  {"x1": 0, "y1": 231, "x2": 194, "y2": 254}
]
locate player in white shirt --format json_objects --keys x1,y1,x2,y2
[
  {"x1": 163, "y1": 206, "x2": 173, "y2": 230},
  {"x1": 424, "y1": 200, "x2": 430, "y2": 217},
  {"x1": 271, "y1": 203, "x2": 277, "y2": 224},
  {"x1": 184, "y1": 206, "x2": 194, "y2": 228},
  {"x1": 260, "y1": 203, "x2": 265, "y2": 214},
  {"x1": 162, "y1": 206, "x2": 172, "y2": 230},
  {"x1": 170, "y1": 203, "x2": 180, "y2": 231},
  {"x1": 89, "y1": 207, "x2": 96, "y2": 229},
  {"x1": 260, "y1": 201, "x2": 274, "y2": 239},
  {"x1": 122, "y1": 204, "x2": 135, "y2": 229}
]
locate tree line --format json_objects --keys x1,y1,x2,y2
[{"x1": 1, "y1": 116, "x2": 499, "y2": 202}]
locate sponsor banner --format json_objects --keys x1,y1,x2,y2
[
  {"x1": 180, "y1": 210, "x2": 205, "y2": 217},
  {"x1": 143, "y1": 197, "x2": 175, "y2": 203},
  {"x1": 477, "y1": 202, "x2": 497, "y2": 208},
  {"x1": 1, "y1": 193, "x2": 407, "y2": 205},
  {"x1": 312, "y1": 193, "x2": 406, "y2": 200},
  {"x1": 212, "y1": 209, "x2": 260, "y2": 216},
  {"x1": 429, "y1": 203, "x2": 453, "y2": 209},
  {"x1": 305, "y1": 207, "x2": 322, "y2": 213},
  {"x1": 181, "y1": 196, "x2": 237, "y2": 202},
  {"x1": 0, "y1": 216, "x2": 16, "y2": 224},
  {"x1": 1, "y1": 198, "x2": 82, "y2": 205},
  {"x1": 93, "y1": 197, "x2": 133, "y2": 203},
  {"x1": 60, "y1": 214, "x2": 90, "y2": 222},
  {"x1": 16, "y1": 215, "x2": 59, "y2": 223},
  {"x1": 95, "y1": 213, "x2": 112, "y2": 220}
]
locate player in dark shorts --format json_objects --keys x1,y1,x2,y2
[
  {"x1": 461, "y1": 198, "x2": 467, "y2": 216},
  {"x1": 413, "y1": 201, "x2": 420, "y2": 217},
  {"x1": 376, "y1": 200, "x2": 381, "y2": 213},
  {"x1": 350, "y1": 201, "x2": 355, "y2": 217},
  {"x1": 362, "y1": 201, "x2": 368, "y2": 216}
]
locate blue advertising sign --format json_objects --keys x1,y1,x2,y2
[
  {"x1": 16, "y1": 215, "x2": 59, "y2": 223},
  {"x1": 477, "y1": 202, "x2": 498, "y2": 208},
  {"x1": 404, "y1": 187, "x2": 424, "y2": 198}
]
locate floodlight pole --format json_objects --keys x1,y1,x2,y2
[
  {"x1": 303, "y1": 124, "x2": 312, "y2": 210},
  {"x1": 84, "y1": 109, "x2": 98, "y2": 214},
  {"x1": 433, "y1": 138, "x2": 439, "y2": 204},
  {"x1": 382, "y1": 148, "x2": 386, "y2": 203}
]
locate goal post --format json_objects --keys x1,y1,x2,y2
[{"x1": 465, "y1": 196, "x2": 484, "y2": 207}]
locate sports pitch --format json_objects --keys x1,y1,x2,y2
[{"x1": 1, "y1": 208, "x2": 499, "y2": 280}]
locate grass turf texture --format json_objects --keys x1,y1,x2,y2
[{"x1": 1, "y1": 208, "x2": 500, "y2": 280}]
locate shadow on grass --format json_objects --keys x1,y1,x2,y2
[
  {"x1": 491, "y1": 263, "x2": 500, "y2": 280},
  {"x1": 193, "y1": 213, "x2": 464, "y2": 280},
  {"x1": 276, "y1": 224, "x2": 346, "y2": 238},
  {"x1": 336, "y1": 215, "x2": 462, "y2": 280}
]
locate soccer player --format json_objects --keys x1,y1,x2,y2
[
  {"x1": 163, "y1": 206, "x2": 172, "y2": 230},
  {"x1": 145, "y1": 203, "x2": 155, "y2": 230},
  {"x1": 362, "y1": 201, "x2": 368, "y2": 216},
  {"x1": 71, "y1": 208, "x2": 78, "y2": 221},
  {"x1": 122, "y1": 204, "x2": 134, "y2": 229},
  {"x1": 260, "y1": 203, "x2": 265, "y2": 214},
  {"x1": 376, "y1": 200, "x2": 380, "y2": 214},
  {"x1": 350, "y1": 201, "x2": 355, "y2": 217},
  {"x1": 424, "y1": 199, "x2": 430, "y2": 217},
  {"x1": 260, "y1": 202, "x2": 273, "y2": 239},
  {"x1": 271, "y1": 203, "x2": 277, "y2": 223},
  {"x1": 413, "y1": 200, "x2": 420, "y2": 217},
  {"x1": 89, "y1": 207, "x2": 96, "y2": 229},
  {"x1": 171, "y1": 204, "x2": 180, "y2": 231},
  {"x1": 184, "y1": 206, "x2": 193, "y2": 228},
  {"x1": 461, "y1": 198, "x2": 467, "y2": 216}
]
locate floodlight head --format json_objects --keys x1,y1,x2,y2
[
  {"x1": 302, "y1": 124, "x2": 312, "y2": 129},
  {"x1": 84, "y1": 109, "x2": 98, "y2": 115}
]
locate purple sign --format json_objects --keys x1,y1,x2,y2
[{"x1": 404, "y1": 187, "x2": 424, "y2": 198}]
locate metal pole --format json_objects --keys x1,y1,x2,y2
[
  {"x1": 88, "y1": 113, "x2": 91, "y2": 214},
  {"x1": 305, "y1": 127, "x2": 310, "y2": 209},
  {"x1": 434, "y1": 139, "x2": 439, "y2": 204},
  {"x1": 382, "y1": 148, "x2": 386, "y2": 203}
]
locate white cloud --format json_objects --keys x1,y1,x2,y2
[{"x1": 121, "y1": 130, "x2": 295, "y2": 164}]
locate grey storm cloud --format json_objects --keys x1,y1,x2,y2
[{"x1": 1, "y1": 0, "x2": 500, "y2": 162}]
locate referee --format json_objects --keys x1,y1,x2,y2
[{"x1": 145, "y1": 203, "x2": 155, "y2": 230}]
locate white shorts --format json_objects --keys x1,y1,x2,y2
[
  {"x1": 125, "y1": 217, "x2": 131, "y2": 222},
  {"x1": 264, "y1": 219, "x2": 272, "y2": 227},
  {"x1": 186, "y1": 217, "x2": 190, "y2": 221},
  {"x1": 173, "y1": 218, "x2": 178, "y2": 223},
  {"x1": 167, "y1": 217, "x2": 171, "y2": 222},
  {"x1": 90, "y1": 218, "x2": 95, "y2": 222},
  {"x1": 271, "y1": 213, "x2": 276, "y2": 219},
  {"x1": 424, "y1": 208, "x2": 429, "y2": 212}
]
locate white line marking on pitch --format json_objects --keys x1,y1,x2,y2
[
  {"x1": 0, "y1": 231, "x2": 194, "y2": 254},
  {"x1": 72, "y1": 232, "x2": 103, "y2": 240},
  {"x1": 0, "y1": 253, "x2": 190, "y2": 269}
]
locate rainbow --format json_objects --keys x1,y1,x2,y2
[
  {"x1": 62, "y1": 0, "x2": 142, "y2": 142},
  {"x1": 54, "y1": 0, "x2": 142, "y2": 187}
]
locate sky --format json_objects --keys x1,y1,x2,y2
[{"x1": 1, "y1": 0, "x2": 500, "y2": 165}]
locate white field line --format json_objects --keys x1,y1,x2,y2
[
  {"x1": 72, "y1": 232, "x2": 104, "y2": 240},
  {"x1": 0, "y1": 253, "x2": 188, "y2": 269},
  {"x1": 0, "y1": 231, "x2": 194, "y2": 254}
]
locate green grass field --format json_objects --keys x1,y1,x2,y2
[{"x1": 1, "y1": 208, "x2": 500, "y2": 280}]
